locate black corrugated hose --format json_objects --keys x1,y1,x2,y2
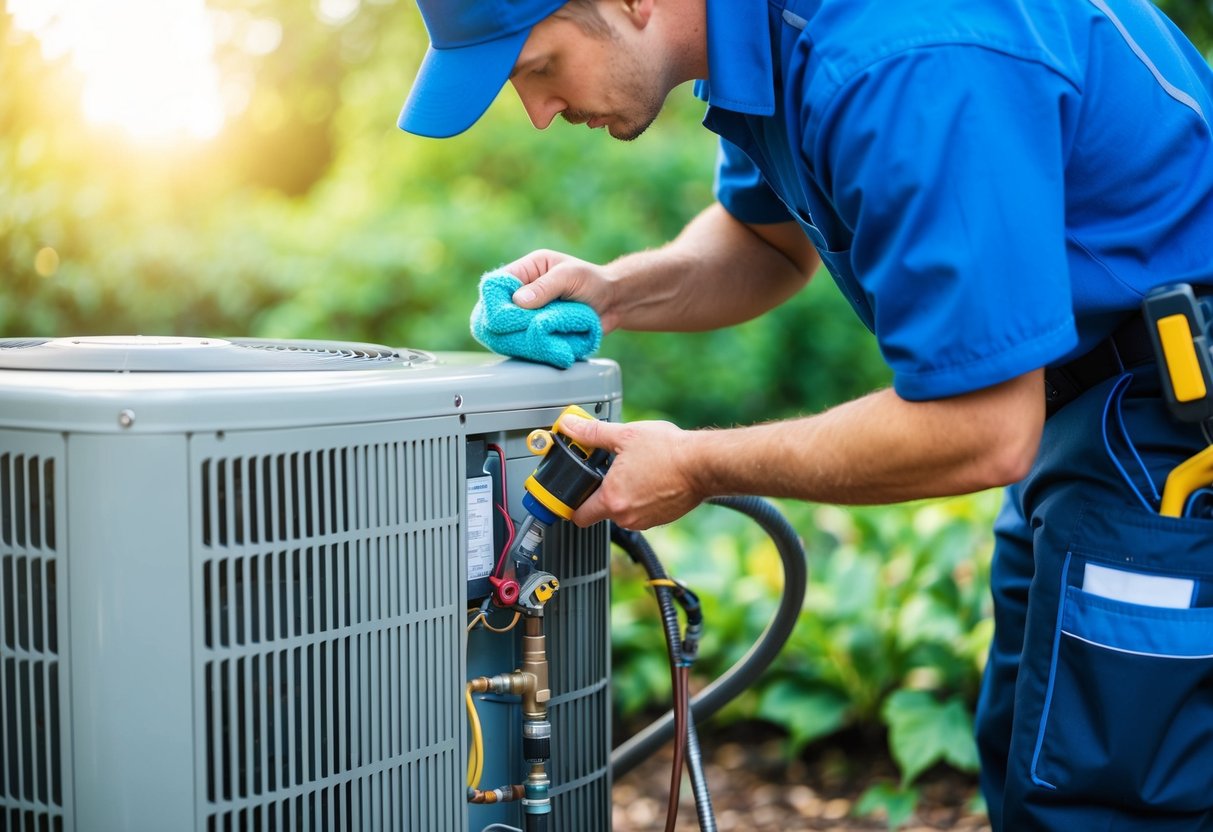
[
  {"x1": 610, "y1": 522, "x2": 713, "y2": 832},
  {"x1": 610, "y1": 495, "x2": 809, "y2": 792}
]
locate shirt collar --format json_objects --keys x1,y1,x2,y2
[{"x1": 693, "y1": 0, "x2": 776, "y2": 116}]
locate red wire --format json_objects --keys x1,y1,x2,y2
[
  {"x1": 494, "y1": 504, "x2": 516, "y2": 576},
  {"x1": 487, "y1": 444, "x2": 516, "y2": 577}
]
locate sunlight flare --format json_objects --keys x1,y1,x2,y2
[{"x1": 9, "y1": 0, "x2": 226, "y2": 142}]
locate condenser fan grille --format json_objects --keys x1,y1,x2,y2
[
  {"x1": 0, "y1": 446, "x2": 65, "y2": 832},
  {"x1": 0, "y1": 337, "x2": 432, "y2": 372},
  {"x1": 231, "y1": 342, "x2": 419, "y2": 362},
  {"x1": 194, "y1": 428, "x2": 463, "y2": 830}
]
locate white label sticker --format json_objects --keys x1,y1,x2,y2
[
  {"x1": 466, "y1": 476, "x2": 495, "y2": 581},
  {"x1": 1083, "y1": 563, "x2": 1195, "y2": 609}
]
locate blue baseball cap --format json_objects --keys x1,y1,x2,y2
[{"x1": 399, "y1": 0, "x2": 567, "y2": 138}]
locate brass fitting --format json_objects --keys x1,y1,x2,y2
[
  {"x1": 467, "y1": 784, "x2": 526, "y2": 804},
  {"x1": 470, "y1": 617, "x2": 551, "y2": 718},
  {"x1": 520, "y1": 615, "x2": 550, "y2": 718}
]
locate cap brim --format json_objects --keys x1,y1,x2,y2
[{"x1": 398, "y1": 28, "x2": 530, "y2": 139}]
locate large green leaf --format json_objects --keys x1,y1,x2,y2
[
  {"x1": 882, "y1": 690, "x2": 979, "y2": 785},
  {"x1": 755, "y1": 678, "x2": 850, "y2": 754}
]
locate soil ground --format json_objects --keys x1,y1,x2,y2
[{"x1": 610, "y1": 723, "x2": 992, "y2": 832}]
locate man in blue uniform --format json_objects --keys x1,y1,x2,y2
[{"x1": 398, "y1": 0, "x2": 1213, "y2": 827}]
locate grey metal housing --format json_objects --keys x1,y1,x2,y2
[{"x1": 0, "y1": 341, "x2": 621, "y2": 832}]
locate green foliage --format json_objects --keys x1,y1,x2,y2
[
  {"x1": 855, "y1": 782, "x2": 919, "y2": 831},
  {"x1": 882, "y1": 690, "x2": 980, "y2": 784}
]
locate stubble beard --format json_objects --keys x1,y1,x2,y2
[
  {"x1": 609, "y1": 62, "x2": 665, "y2": 141},
  {"x1": 566, "y1": 46, "x2": 666, "y2": 142}
]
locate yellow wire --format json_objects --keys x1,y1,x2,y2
[
  {"x1": 467, "y1": 609, "x2": 522, "y2": 634},
  {"x1": 482, "y1": 611, "x2": 522, "y2": 633},
  {"x1": 465, "y1": 683, "x2": 484, "y2": 788},
  {"x1": 648, "y1": 578, "x2": 678, "y2": 588}
]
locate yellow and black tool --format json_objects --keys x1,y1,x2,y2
[
  {"x1": 523, "y1": 404, "x2": 612, "y2": 522},
  {"x1": 1143, "y1": 284, "x2": 1213, "y2": 516},
  {"x1": 490, "y1": 405, "x2": 612, "y2": 609}
]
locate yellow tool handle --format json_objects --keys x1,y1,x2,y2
[
  {"x1": 1159, "y1": 444, "x2": 1213, "y2": 517},
  {"x1": 526, "y1": 405, "x2": 595, "y2": 457}
]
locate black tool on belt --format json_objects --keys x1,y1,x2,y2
[{"x1": 1044, "y1": 284, "x2": 1213, "y2": 419}]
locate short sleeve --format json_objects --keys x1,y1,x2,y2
[
  {"x1": 809, "y1": 46, "x2": 1081, "y2": 400},
  {"x1": 714, "y1": 138, "x2": 794, "y2": 224}
]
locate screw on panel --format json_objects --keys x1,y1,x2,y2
[
  {"x1": 454, "y1": 394, "x2": 464, "y2": 408},
  {"x1": 595, "y1": 402, "x2": 604, "y2": 414},
  {"x1": 118, "y1": 409, "x2": 135, "y2": 429}
]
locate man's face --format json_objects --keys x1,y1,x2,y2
[{"x1": 508, "y1": 7, "x2": 667, "y2": 141}]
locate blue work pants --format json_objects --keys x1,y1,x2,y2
[{"x1": 977, "y1": 367, "x2": 1213, "y2": 830}]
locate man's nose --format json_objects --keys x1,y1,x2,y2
[{"x1": 510, "y1": 80, "x2": 564, "y2": 130}]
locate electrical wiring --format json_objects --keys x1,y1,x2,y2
[
  {"x1": 493, "y1": 503, "x2": 517, "y2": 587},
  {"x1": 481, "y1": 611, "x2": 522, "y2": 633},
  {"x1": 466, "y1": 682, "x2": 485, "y2": 789},
  {"x1": 487, "y1": 443, "x2": 517, "y2": 578},
  {"x1": 467, "y1": 609, "x2": 522, "y2": 634},
  {"x1": 468, "y1": 595, "x2": 523, "y2": 634}
]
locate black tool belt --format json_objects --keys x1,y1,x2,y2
[{"x1": 1044, "y1": 312, "x2": 1156, "y2": 418}]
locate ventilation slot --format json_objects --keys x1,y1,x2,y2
[
  {"x1": 201, "y1": 441, "x2": 448, "y2": 550},
  {"x1": 198, "y1": 433, "x2": 461, "y2": 829},
  {"x1": 203, "y1": 749, "x2": 460, "y2": 832},
  {"x1": 0, "y1": 456, "x2": 56, "y2": 553},
  {"x1": 0, "y1": 453, "x2": 63, "y2": 830},
  {"x1": 231, "y1": 343, "x2": 428, "y2": 364},
  {"x1": 544, "y1": 521, "x2": 612, "y2": 826}
]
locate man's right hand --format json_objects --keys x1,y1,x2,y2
[{"x1": 502, "y1": 249, "x2": 621, "y2": 333}]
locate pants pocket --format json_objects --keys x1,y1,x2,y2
[{"x1": 1031, "y1": 573, "x2": 1213, "y2": 811}]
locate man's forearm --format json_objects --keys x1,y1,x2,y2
[
  {"x1": 559, "y1": 368, "x2": 1046, "y2": 530},
  {"x1": 689, "y1": 372, "x2": 1045, "y2": 505},
  {"x1": 603, "y1": 203, "x2": 818, "y2": 331}
]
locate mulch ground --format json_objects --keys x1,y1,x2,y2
[{"x1": 611, "y1": 723, "x2": 992, "y2": 831}]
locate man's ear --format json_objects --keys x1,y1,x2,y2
[{"x1": 620, "y1": 0, "x2": 655, "y2": 29}]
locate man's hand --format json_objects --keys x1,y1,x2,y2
[
  {"x1": 502, "y1": 249, "x2": 622, "y2": 333},
  {"x1": 556, "y1": 415, "x2": 706, "y2": 530}
]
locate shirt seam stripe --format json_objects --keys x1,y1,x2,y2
[{"x1": 1086, "y1": 0, "x2": 1205, "y2": 119}]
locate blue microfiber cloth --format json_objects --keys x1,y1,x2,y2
[{"x1": 470, "y1": 271, "x2": 603, "y2": 369}]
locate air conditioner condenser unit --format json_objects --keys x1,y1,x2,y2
[{"x1": 0, "y1": 336, "x2": 621, "y2": 832}]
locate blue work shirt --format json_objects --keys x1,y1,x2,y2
[{"x1": 699, "y1": 0, "x2": 1213, "y2": 400}]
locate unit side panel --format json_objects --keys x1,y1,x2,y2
[
  {"x1": 0, "y1": 431, "x2": 70, "y2": 832},
  {"x1": 189, "y1": 417, "x2": 464, "y2": 832},
  {"x1": 466, "y1": 409, "x2": 615, "y2": 832}
]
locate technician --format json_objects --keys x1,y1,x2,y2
[{"x1": 397, "y1": 0, "x2": 1213, "y2": 827}]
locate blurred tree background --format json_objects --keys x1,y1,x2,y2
[{"x1": 3, "y1": 0, "x2": 1211, "y2": 824}]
